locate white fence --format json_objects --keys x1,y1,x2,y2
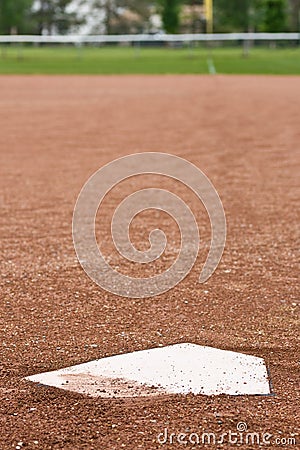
[{"x1": 0, "y1": 32, "x2": 299, "y2": 45}]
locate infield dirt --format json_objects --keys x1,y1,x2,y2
[{"x1": 0, "y1": 75, "x2": 299, "y2": 449}]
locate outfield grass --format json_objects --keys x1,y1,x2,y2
[{"x1": 0, "y1": 45, "x2": 299, "y2": 75}]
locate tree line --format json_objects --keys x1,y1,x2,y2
[{"x1": 0, "y1": 0, "x2": 299, "y2": 35}]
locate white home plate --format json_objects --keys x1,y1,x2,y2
[{"x1": 26, "y1": 343, "x2": 270, "y2": 397}]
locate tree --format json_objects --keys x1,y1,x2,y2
[
  {"x1": 262, "y1": 0, "x2": 287, "y2": 31},
  {"x1": 0, "y1": 0, "x2": 33, "y2": 34},
  {"x1": 32, "y1": 0, "x2": 78, "y2": 34},
  {"x1": 214, "y1": 0, "x2": 263, "y2": 32},
  {"x1": 118, "y1": 0, "x2": 152, "y2": 33},
  {"x1": 181, "y1": 0, "x2": 204, "y2": 33},
  {"x1": 288, "y1": 0, "x2": 300, "y2": 31},
  {"x1": 86, "y1": 0, "x2": 152, "y2": 34},
  {"x1": 158, "y1": 0, "x2": 182, "y2": 33}
]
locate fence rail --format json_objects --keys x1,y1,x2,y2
[{"x1": 0, "y1": 32, "x2": 299, "y2": 45}]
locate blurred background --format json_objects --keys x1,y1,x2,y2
[
  {"x1": 0, "y1": 1, "x2": 299, "y2": 74},
  {"x1": 1, "y1": 0, "x2": 300, "y2": 35}
]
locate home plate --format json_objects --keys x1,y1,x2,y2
[{"x1": 26, "y1": 343, "x2": 271, "y2": 397}]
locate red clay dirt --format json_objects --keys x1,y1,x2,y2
[{"x1": 0, "y1": 75, "x2": 299, "y2": 449}]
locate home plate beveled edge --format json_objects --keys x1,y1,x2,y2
[{"x1": 26, "y1": 343, "x2": 271, "y2": 398}]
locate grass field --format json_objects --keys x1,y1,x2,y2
[{"x1": 0, "y1": 45, "x2": 299, "y2": 74}]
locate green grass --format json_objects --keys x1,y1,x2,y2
[{"x1": 0, "y1": 45, "x2": 299, "y2": 75}]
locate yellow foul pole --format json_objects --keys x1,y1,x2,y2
[{"x1": 204, "y1": 0, "x2": 213, "y2": 34}]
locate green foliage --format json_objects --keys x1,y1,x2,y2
[
  {"x1": 0, "y1": 0, "x2": 33, "y2": 34},
  {"x1": 262, "y1": 0, "x2": 287, "y2": 32},
  {"x1": 158, "y1": 0, "x2": 182, "y2": 33},
  {"x1": 214, "y1": 0, "x2": 288, "y2": 32},
  {"x1": 214, "y1": 0, "x2": 258, "y2": 32}
]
